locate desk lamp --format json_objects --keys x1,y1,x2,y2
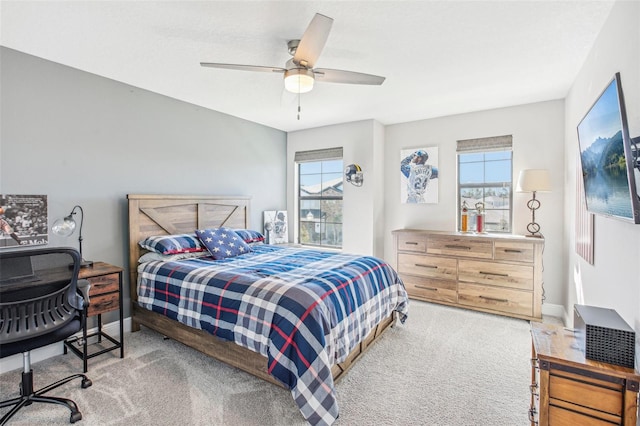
[{"x1": 52, "y1": 205, "x2": 93, "y2": 267}]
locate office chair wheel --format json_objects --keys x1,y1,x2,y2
[
  {"x1": 70, "y1": 411, "x2": 82, "y2": 423},
  {"x1": 81, "y1": 378, "x2": 92, "y2": 389}
]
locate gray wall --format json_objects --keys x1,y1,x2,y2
[{"x1": 0, "y1": 47, "x2": 287, "y2": 320}]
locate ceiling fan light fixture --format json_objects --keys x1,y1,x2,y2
[{"x1": 284, "y1": 68, "x2": 315, "y2": 93}]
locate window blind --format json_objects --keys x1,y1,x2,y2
[
  {"x1": 294, "y1": 147, "x2": 343, "y2": 163},
  {"x1": 456, "y1": 135, "x2": 512, "y2": 153}
]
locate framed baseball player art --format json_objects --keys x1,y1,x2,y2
[{"x1": 400, "y1": 147, "x2": 439, "y2": 204}]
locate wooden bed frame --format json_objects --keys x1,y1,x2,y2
[{"x1": 127, "y1": 194, "x2": 394, "y2": 388}]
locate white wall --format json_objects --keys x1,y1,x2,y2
[
  {"x1": 287, "y1": 120, "x2": 385, "y2": 257},
  {"x1": 563, "y1": 0, "x2": 639, "y2": 369},
  {"x1": 383, "y1": 100, "x2": 566, "y2": 314}
]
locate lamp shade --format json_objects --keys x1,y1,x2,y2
[
  {"x1": 516, "y1": 169, "x2": 551, "y2": 192},
  {"x1": 52, "y1": 215, "x2": 76, "y2": 237}
]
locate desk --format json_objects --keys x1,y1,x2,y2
[{"x1": 64, "y1": 262, "x2": 124, "y2": 372}]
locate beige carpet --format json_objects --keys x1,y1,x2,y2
[{"x1": 0, "y1": 301, "x2": 538, "y2": 425}]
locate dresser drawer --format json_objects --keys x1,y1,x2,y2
[
  {"x1": 494, "y1": 241, "x2": 534, "y2": 263},
  {"x1": 398, "y1": 253, "x2": 457, "y2": 280},
  {"x1": 458, "y1": 283, "x2": 532, "y2": 317},
  {"x1": 397, "y1": 233, "x2": 427, "y2": 253},
  {"x1": 458, "y1": 260, "x2": 533, "y2": 290},
  {"x1": 88, "y1": 291, "x2": 119, "y2": 316},
  {"x1": 400, "y1": 275, "x2": 457, "y2": 304},
  {"x1": 426, "y1": 237, "x2": 492, "y2": 259},
  {"x1": 87, "y1": 273, "x2": 120, "y2": 296}
]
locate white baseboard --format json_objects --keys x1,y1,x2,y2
[
  {"x1": 0, "y1": 317, "x2": 132, "y2": 375},
  {"x1": 541, "y1": 303, "x2": 567, "y2": 325}
]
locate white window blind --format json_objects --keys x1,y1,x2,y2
[
  {"x1": 294, "y1": 147, "x2": 343, "y2": 163},
  {"x1": 456, "y1": 135, "x2": 512, "y2": 153}
]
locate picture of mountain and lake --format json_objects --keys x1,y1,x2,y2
[{"x1": 577, "y1": 77, "x2": 634, "y2": 220}]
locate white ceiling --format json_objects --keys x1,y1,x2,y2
[{"x1": 1, "y1": 1, "x2": 615, "y2": 132}]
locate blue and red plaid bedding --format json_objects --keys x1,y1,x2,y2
[{"x1": 137, "y1": 244, "x2": 408, "y2": 425}]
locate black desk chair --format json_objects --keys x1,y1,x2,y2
[{"x1": 0, "y1": 248, "x2": 92, "y2": 424}]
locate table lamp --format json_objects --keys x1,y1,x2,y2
[
  {"x1": 516, "y1": 169, "x2": 551, "y2": 238},
  {"x1": 52, "y1": 205, "x2": 93, "y2": 267}
]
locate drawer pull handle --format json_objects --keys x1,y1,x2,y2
[
  {"x1": 415, "y1": 285, "x2": 438, "y2": 291},
  {"x1": 504, "y1": 249, "x2": 522, "y2": 253},
  {"x1": 479, "y1": 271, "x2": 509, "y2": 277},
  {"x1": 529, "y1": 383, "x2": 538, "y2": 396},
  {"x1": 405, "y1": 242, "x2": 419, "y2": 245},
  {"x1": 528, "y1": 407, "x2": 538, "y2": 424},
  {"x1": 530, "y1": 358, "x2": 539, "y2": 369},
  {"x1": 415, "y1": 263, "x2": 437, "y2": 269},
  {"x1": 444, "y1": 244, "x2": 471, "y2": 250},
  {"x1": 479, "y1": 295, "x2": 509, "y2": 303}
]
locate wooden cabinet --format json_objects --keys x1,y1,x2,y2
[
  {"x1": 64, "y1": 262, "x2": 124, "y2": 372},
  {"x1": 530, "y1": 323, "x2": 639, "y2": 425},
  {"x1": 392, "y1": 229, "x2": 544, "y2": 321}
]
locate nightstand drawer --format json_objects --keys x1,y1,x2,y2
[
  {"x1": 549, "y1": 372, "x2": 623, "y2": 417},
  {"x1": 88, "y1": 292, "x2": 119, "y2": 316},
  {"x1": 87, "y1": 273, "x2": 119, "y2": 296},
  {"x1": 458, "y1": 260, "x2": 533, "y2": 290}
]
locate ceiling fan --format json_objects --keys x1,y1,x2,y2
[{"x1": 200, "y1": 13, "x2": 386, "y2": 94}]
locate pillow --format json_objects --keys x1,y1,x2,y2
[
  {"x1": 195, "y1": 227, "x2": 253, "y2": 260},
  {"x1": 233, "y1": 229, "x2": 265, "y2": 244},
  {"x1": 138, "y1": 251, "x2": 210, "y2": 263},
  {"x1": 139, "y1": 234, "x2": 205, "y2": 255}
]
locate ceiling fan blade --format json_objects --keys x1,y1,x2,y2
[
  {"x1": 200, "y1": 63, "x2": 285, "y2": 74},
  {"x1": 313, "y1": 68, "x2": 386, "y2": 85},
  {"x1": 293, "y1": 13, "x2": 333, "y2": 68}
]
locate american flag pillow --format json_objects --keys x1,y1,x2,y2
[
  {"x1": 195, "y1": 227, "x2": 253, "y2": 260},
  {"x1": 139, "y1": 234, "x2": 205, "y2": 255},
  {"x1": 233, "y1": 229, "x2": 265, "y2": 244}
]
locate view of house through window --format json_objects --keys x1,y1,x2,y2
[
  {"x1": 298, "y1": 158, "x2": 343, "y2": 248},
  {"x1": 458, "y1": 150, "x2": 513, "y2": 232}
]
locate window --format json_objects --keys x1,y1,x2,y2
[
  {"x1": 296, "y1": 148, "x2": 343, "y2": 248},
  {"x1": 457, "y1": 136, "x2": 513, "y2": 233}
]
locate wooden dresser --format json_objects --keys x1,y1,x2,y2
[
  {"x1": 391, "y1": 229, "x2": 544, "y2": 321},
  {"x1": 530, "y1": 322, "x2": 639, "y2": 425}
]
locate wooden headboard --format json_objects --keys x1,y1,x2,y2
[{"x1": 127, "y1": 194, "x2": 250, "y2": 305}]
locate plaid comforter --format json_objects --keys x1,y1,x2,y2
[{"x1": 137, "y1": 244, "x2": 408, "y2": 425}]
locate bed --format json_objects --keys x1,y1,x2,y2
[{"x1": 127, "y1": 194, "x2": 408, "y2": 425}]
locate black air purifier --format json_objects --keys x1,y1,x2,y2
[{"x1": 573, "y1": 304, "x2": 635, "y2": 369}]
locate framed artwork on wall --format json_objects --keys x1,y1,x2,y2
[
  {"x1": 0, "y1": 194, "x2": 48, "y2": 249},
  {"x1": 263, "y1": 210, "x2": 288, "y2": 244},
  {"x1": 400, "y1": 147, "x2": 439, "y2": 204}
]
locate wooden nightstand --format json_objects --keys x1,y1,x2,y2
[
  {"x1": 530, "y1": 322, "x2": 639, "y2": 425},
  {"x1": 64, "y1": 262, "x2": 124, "y2": 372}
]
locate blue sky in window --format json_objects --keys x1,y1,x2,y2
[{"x1": 459, "y1": 151, "x2": 511, "y2": 184}]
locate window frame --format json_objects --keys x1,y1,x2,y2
[
  {"x1": 295, "y1": 152, "x2": 343, "y2": 249},
  {"x1": 457, "y1": 148, "x2": 513, "y2": 233}
]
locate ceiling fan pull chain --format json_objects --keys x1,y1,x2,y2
[{"x1": 297, "y1": 92, "x2": 301, "y2": 120}]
